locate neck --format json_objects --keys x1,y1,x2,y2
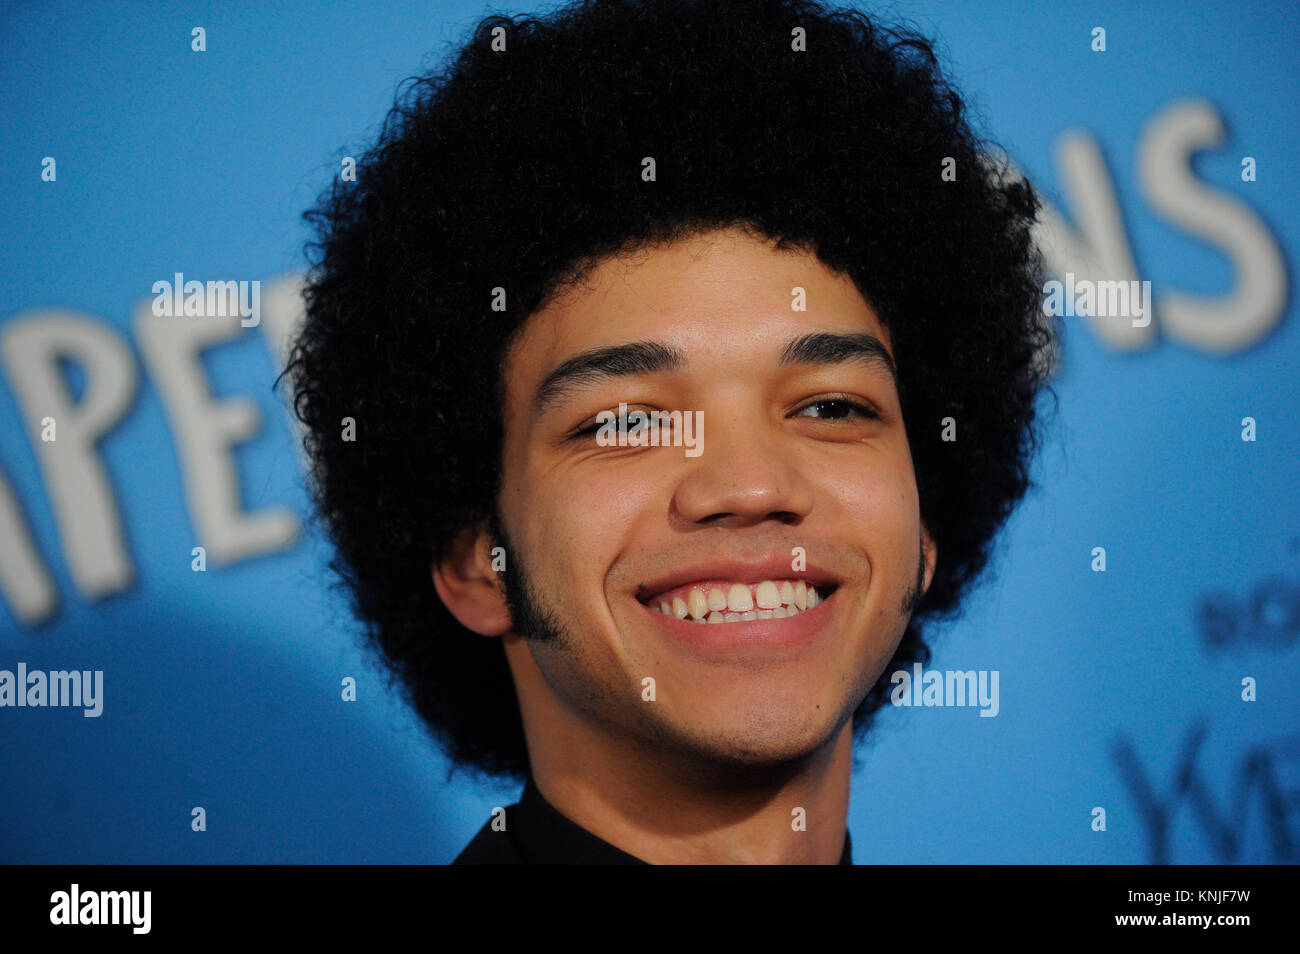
[{"x1": 525, "y1": 716, "x2": 854, "y2": 865}]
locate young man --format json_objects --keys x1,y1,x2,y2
[{"x1": 287, "y1": 0, "x2": 1055, "y2": 864}]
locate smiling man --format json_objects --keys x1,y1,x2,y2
[{"x1": 286, "y1": 0, "x2": 1055, "y2": 864}]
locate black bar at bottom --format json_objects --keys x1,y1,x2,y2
[{"x1": 0, "y1": 863, "x2": 1288, "y2": 939}]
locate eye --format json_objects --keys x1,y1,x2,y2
[
  {"x1": 573, "y1": 417, "x2": 610, "y2": 437},
  {"x1": 794, "y1": 397, "x2": 879, "y2": 422},
  {"x1": 571, "y1": 406, "x2": 662, "y2": 439}
]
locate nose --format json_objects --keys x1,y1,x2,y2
[{"x1": 669, "y1": 402, "x2": 814, "y2": 529}]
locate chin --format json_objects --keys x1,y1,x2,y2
[{"x1": 663, "y1": 699, "x2": 848, "y2": 770}]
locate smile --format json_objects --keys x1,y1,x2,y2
[{"x1": 640, "y1": 578, "x2": 834, "y2": 624}]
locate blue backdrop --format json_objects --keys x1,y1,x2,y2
[{"x1": 1, "y1": 0, "x2": 1296, "y2": 863}]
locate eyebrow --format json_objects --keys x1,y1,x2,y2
[{"x1": 531, "y1": 331, "x2": 897, "y2": 417}]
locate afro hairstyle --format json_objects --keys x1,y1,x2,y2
[{"x1": 285, "y1": 0, "x2": 1059, "y2": 780}]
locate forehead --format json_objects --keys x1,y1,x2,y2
[{"x1": 504, "y1": 227, "x2": 892, "y2": 400}]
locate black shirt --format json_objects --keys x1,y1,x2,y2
[{"x1": 453, "y1": 776, "x2": 853, "y2": 864}]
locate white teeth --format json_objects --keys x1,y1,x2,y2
[
  {"x1": 755, "y1": 580, "x2": 781, "y2": 609},
  {"x1": 688, "y1": 588, "x2": 708, "y2": 620},
  {"x1": 649, "y1": 578, "x2": 832, "y2": 623},
  {"x1": 726, "y1": 583, "x2": 753, "y2": 612}
]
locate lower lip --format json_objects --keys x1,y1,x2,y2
[{"x1": 638, "y1": 591, "x2": 837, "y2": 651}]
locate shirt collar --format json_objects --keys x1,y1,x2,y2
[{"x1": 513, "y1": 777, "x2": 853, "y2": 864}]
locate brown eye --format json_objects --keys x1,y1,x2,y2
[
  {"x1": 571, "y1": 406, "x2": 660, "y2": 439},
  {"x1": 795, "y1": 399, "x2": 878, "y2": 422}
]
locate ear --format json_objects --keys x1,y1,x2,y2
[
  {"x1": 431, "y1": 522, "x2": 513, "y2": 637},
  {"x1": 920, "y1": 524, "x2": 938, "y2": 596}
]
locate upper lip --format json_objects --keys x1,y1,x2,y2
[{"x1": 633, "y1": 556, "x2": 842, "y2": 605}]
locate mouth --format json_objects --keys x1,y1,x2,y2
[{"x1": 635, "y1": 578, "x2": 840, "y2": 624}]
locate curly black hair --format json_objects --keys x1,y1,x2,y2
[{"x1": 285, "y1": 0, "x2": 1058, "y2": 781}]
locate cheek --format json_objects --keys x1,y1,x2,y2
[
  {"x1": 516, "y1": 458, "x2": 663, "y2": 597},
  {"x1": 826, "y1": 452, "x2": 920, "y2": 542}
]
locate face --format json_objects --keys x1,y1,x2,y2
[{"x1": 455, "y1": 226, "x2": 934, "y2": 773}]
